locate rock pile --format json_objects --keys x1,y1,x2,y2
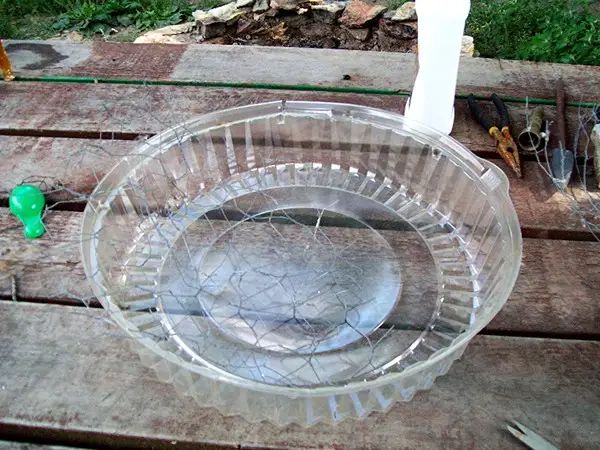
[
  {"x1": 135, "y1": 1, "x2": 476, "y2": 55},
  {"x1": 191, "y1": 0, "x2": 419, "y2": 52}
]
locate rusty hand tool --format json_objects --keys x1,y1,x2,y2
[
  {"x1": 0, "y1": 40, "x2": 15, "y2": 81},
  {"x1": 467, "y1": 93, "x2": 522, "y2": 178},
  {"x1": 550, "y1": 79, "x2": 574, "y2": 189},
  {"x1": 518, "y1": 105, "x2": 547, "y2": 152}
]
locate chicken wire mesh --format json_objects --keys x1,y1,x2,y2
[
  {"x1": 2, "y1": 93, "x2": 595, "y2": 304},
  {"x1": 79, "y1": 100, "x2": 491, "y2": 390},
  {"x1": 6, "y1": 88, "x2": 597, "y2": 423},
  {"x1": 520, "y1": 101, "x2": 600, "y2": 240}
]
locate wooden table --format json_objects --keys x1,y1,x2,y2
[{"x1": 1, "y1": 40, "x2": 599, "y2": 449}]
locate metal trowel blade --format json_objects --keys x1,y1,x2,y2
[{"x1": 551, "y1": 147, "x2": 574, "y2": 190}]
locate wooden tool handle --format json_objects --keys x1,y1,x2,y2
[{"x1": 556, "y1": 78, "x2": 567, "y2": 147}]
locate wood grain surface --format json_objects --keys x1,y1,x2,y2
[
  {"x1": 0, "y1": 301, "x2": 598, "y2": 449},
  {"x1": 5, "y1": 40, "x2": 600, "y2": 103},
  {"x1": 1, "y1": 41, "x2": 599, "y2": 448},
  {"x1": 0, "y1": 83, "x2": 598, "y2": 236},
  {"x1": 1, "y1": 208, "x2": 598, "y2": 336},
  {"x1": 0, "y1": 82, "x2": 594, "y2": 145},
  {"x1": 0, "y1": 442, "x2": 71, "y2": 450}
]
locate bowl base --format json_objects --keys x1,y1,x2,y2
[{"x1": 120, "y1": 167, "x2": 474, "y2": 386}]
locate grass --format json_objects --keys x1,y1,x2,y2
[
  {"x1": 0, "y1": 0, "x2": 223, "y2": 40},
  {"x1": 1, "y1": 0, "x2": 599, "y2": 66},
  {"x1": 467, "y1": 0, "x2": 600, "y2": 65},
  {"x1": 383, "y1": 0, "x2": 599, "y2": 65}
]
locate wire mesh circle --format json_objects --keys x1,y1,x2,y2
[{"x1": 82, "y1": 101, "x2": 521, "y2": 416}]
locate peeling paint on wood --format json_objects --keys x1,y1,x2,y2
[{"x1": 5, "y1": 40, "x2": 600, "y2": 102}]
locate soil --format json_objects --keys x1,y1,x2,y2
[{"x1": 201, "y1": 11, "x2": 418, "y2": 52}]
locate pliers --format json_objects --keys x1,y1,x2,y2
[
  {"x1": 0, "y1": 40, "x2": 15, "y2": 81},
  {"x1": 467, "y1": 94, "x2": 522, "y2": 178}
]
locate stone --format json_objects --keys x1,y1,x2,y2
[
  {"x1": 298, "y1": 7, "x2": 308, "y2": 13},
  {"x1": 312, "y1": 1, "x2": 346, "y2": 14},
  {"x1": 192, "y1": 9, "x2": 214, "y2": 23},
  {"x1": 201, "y1": 22, "x2": 228, "y2": 39},
  {"x1": 133, "y1": 22, "x2": 193, "y2": 44},
  {"x1": 346, "y1": 27, "x2": 369, "y2": 41},
  {"x1": 380, "y1": 18, "x2": 417, "y2": 39},
  {"x1": 193, "y1": 2, "x2": 246, "y2": 25},
  {"x1": 270, "y1": 0, "x2": 303, "y2": 10},
  {"x1": 375, "y1": 29, "x2": 417, "y2": 52},
  {"x1": 312, "y1": 1, "x2": 346, "y2": 23},
  {"x1": 252, "y1": 0, "x2": 269, "y2": 11},
  {"x1": 339, "y1": 0, "x2": 386, "y2": 28},
  {"x1": 461, "y1": 35, "x2": 475, "y2": 57},
  {"x1": 391, "y1": 1, "x2": 416, "y2": 21},
  {"x1": 236, "y1": 0, "x2": 255, "y2": 6}
]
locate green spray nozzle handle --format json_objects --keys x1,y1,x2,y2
[{"x1": 9, "y1": 185, "x2": 46, "y2": 239}]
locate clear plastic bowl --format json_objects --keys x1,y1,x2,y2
[{"x1": 81, "y1": 101, "x2": 522, "y2": 425}]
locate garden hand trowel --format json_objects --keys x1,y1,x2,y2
[{"x1": 551, "y1": 79, "x2": 574, "y2": 189}]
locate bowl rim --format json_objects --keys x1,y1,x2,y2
[{"x1": 81, "y1": 100, "x2": 523, "y2": 397}]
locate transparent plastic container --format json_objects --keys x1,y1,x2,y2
[{"x1": 81, "y1": 101, "x2": 522, "y2": 425}]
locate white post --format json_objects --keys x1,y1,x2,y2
[{"x1": 404, "y1": 0, "x2": 471, "y2": 134}]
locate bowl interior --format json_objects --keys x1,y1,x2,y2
[{"x1": 83, "y1": 101, "x2": 520, "y2": 390}]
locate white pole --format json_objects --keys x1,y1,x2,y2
[{"x1": 404, "y1": 0, "x2": 471, "y2": 135}]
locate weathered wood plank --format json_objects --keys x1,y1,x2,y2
[
  {"x1": 5, "y1": 41, "x2": 600, "y2": 102},
  {"x1": 0, "y1": 83, "x2": 403, "y2": 134},
  {"x1": 0, "y1": 83, "x2": 597, "y2": 235},
  {"x1": 2, "y1": 132, "x2": 598, "y2": 237},
  {"x1": 0, "y1": 80, "x2": 593, "y2": 143},
  {"x1": 1, "y1": 208, "x2": 598, "y2": 336},
  {"x1": 0, "y1": 137, "x2": 135, "y2": 203},
  {"x1": 0, "y1": 301, "x2": 598, "y2": 449},
  {"x1": 0, "y1": 442, "x2": 72, "y2": 450},
  {"x1": 0, "y1": 209, "x2": 92, "y2": 304}
]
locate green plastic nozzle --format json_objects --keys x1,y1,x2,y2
[{"x1": 9, "y1": 185, "x2": 46, "y2": 239}]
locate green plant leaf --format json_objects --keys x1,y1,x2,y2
[
  {"x1": 117, "y1": 14, "x2": 133, "y2": 26},
  {"x1": 467, "y1": 0, "x2": 600, "y2": 65},
  {"x1": 52, "y1": 14, "x2": 71, "y2": 30}
]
